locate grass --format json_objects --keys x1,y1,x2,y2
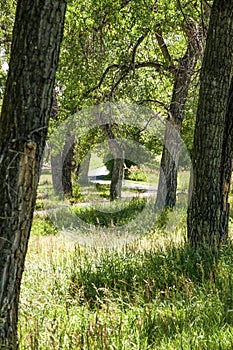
[
  {"x1": 70, "y1": 198, "x2": 146, "y2": 227},
  {"x1": 19, "y1": 212, "x2": 233, "y2": 349},
  {"x1": 24, "y1": 168, "x2": 232, "y2": 349}
]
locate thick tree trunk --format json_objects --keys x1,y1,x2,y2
[
  {"x1": 0, "y1": 1, "x2": 66, "y2": 348},
  {"x1": 156, "y1": 18, "x2": 204, "y2": 209},
  {"x1": 187, "y1": 0, "x2": 233, "y2": 247},
  {"x1": 220, "y1": 80, "x2": 233, "y2": 237}
]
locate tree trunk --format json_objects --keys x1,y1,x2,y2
[
  {"x1": 51, "y1": 152, "x2": 63, "y2": 195},
  {"x1": 110, "y1": 156, "x2": 124, "y2": 201},
  {"x1": 50, "y1": 91, "x2": 63, "y2": 195},
  {"x1": 78, "y1": 153, "x2": 91, "y2": 185},
  {"x1": 62, "y1": 132, "x2": 75, "y2": 198},
  {"x1": 101, "y1": 124, "x2": 124, "y2": 201},
  {"x1": 156, "y1": 122, "x2": 181, "y2": 209},
  {"x1": 187, "y1": 0, "x2": 233, "y2": 247},
  {"x1": 0, "y1": 1, "x2": 66, "y2": 348},
  {"x1": 220, "y1": 79, "x2": 233, "y2": 237},
  {"x1": 156, "y1": 18, "x2": 204, "y2": 209}
]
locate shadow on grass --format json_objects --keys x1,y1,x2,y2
[
  {"x1": 47, "y1": 198, "x2": 146, "y2": 230},
  {"x1": 69, "y1": 240, "x2": 233, "y2": 325}
]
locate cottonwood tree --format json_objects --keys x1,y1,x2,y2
[
  {"x1": 58, "y1": 0, "x2": 208, "y2": 202},
  {"x1": 187, "y1": 0, "x2": 233, "y2": 247},
  {"x1": 156, "y1": 16, "x2": 205, "y2": 208},
  {"x1": 0, "y1": 0, "x2": 66, "y2": 348}
]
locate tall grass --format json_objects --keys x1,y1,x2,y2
[{"x1": 18, "y1": 217, "x2": 233, "y2": 349}]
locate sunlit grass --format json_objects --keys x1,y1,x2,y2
[{"x1": 19, "y1": 215, "x2": 233, "y2": 349}]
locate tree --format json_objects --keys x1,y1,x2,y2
[
  {"x1": 100, "y1": 123, "x2": 125, "y2": 201},
  {"x1": 0, "y1": 0, "x2": 66, "y2": 348},
  {"x1": 58, "y1": 0, "x2": 205, "y2": 202},
  {"x1": 156, "y1": 17, "x2": 205, "y2": 209},
  {"x1": 187, "y1": 0, "x2": 233, "y2": 248}
]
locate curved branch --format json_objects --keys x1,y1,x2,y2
[
  {"x1": 134, "y1": 61, "x2": 166, "y2": 72},
  {"x1": 138, "y1": 99, "x2": 172, "y2": 120},
  {"x1": 130, "y1": 30, "x2": 149, "y2": 67},
  {"x1": 85, "y1": 63, "x2": 126, "y2": 96},
  {"x1": 138, "y1": 98, "x2": 170, "y2": 113},
  {"x1": 84, "y1": 59, "x2": 167, "y2": 99}
]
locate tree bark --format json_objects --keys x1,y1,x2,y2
[
  {"x1": 220, "y1": 79, "x2": 233, "y2": 238},
  {"x1": 156, "y1": 18, "x2": 204, "y2": 209},
  {"x1": 187, "y1": 0, "x2": 233, "y2": 247},
  {"x1": 0, "y1": 1, "x2": 66, "y2": 348}
]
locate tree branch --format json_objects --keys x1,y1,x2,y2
[
  {"x1": 85, "y1": 63, "x2": 127, "y2": 96},
  {"x1": 138, "y1": 98, "x2": 170, "y2": 113},
  {"x1": 84, "y1": 59, "x2": 169, "y2": 99},
  {"x1": 138, "y1": 99, "x2": 172, "y2": 120},
  {"x1": 155, "y1": 30, "x2": 172, "y2": 63},
  {"x1": 130, "y1": 31, "x2": 149, "y2": 67},
  {"x1": 154, "y1": 29, "x2": 176, "y2": 76}
]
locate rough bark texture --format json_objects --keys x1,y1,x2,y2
[
  {"x1": 0, "y1": 1, "x2": 66, "y2": 348},
  {"x1": 220, "y1": 79, "x2": 233, "y2": 237},
  {"x1": 187, "y1": 0, "x2": 233, "y2": 247},
  {"x1": 156, "y1": 18, "x2": 204, "y2": 209}
]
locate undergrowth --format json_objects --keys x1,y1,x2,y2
[{"x1": 18, "y1": 220, "x2": 233, "y2": 349}]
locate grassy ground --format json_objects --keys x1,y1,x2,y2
[
  {"x1": 19, "y1": 208, "x2": 233, "y2": 349},
  {"x1": 23, "y1": 167, "x2": 233, "y2": 349}
]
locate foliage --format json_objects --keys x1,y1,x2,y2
[
  {"x1": 0, "y1": 1, "x2": 15, "y2": 100},
  {"x1": 104, "y1": 154, "x2": 136, "y2": 179},
  {"x1": 31, "y1": 216, "x2": 58, "y2": 236},
  {"x1": 127, "y1": 166, "x2": 147, "y2": 182},
  {"x1": 56, "y1": 0, "x2": 203, "y2": 164}
]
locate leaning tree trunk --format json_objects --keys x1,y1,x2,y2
[
  {"x1": 0, "y1": 1, "x2": 66, "y2": 348},
  {"x1": 156, "y1": 18, "x2": 204, "y2": 209},
  {"x1": 187, "y1": 0, "x2": 233, "y2": 247}
]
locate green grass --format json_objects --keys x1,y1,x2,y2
[
  {"x1": 71, "y1": 198, "x2": 146, "y2": 227},
  {"x1": 19, "y1": 215, "x2": 233, "y2": 349}
]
